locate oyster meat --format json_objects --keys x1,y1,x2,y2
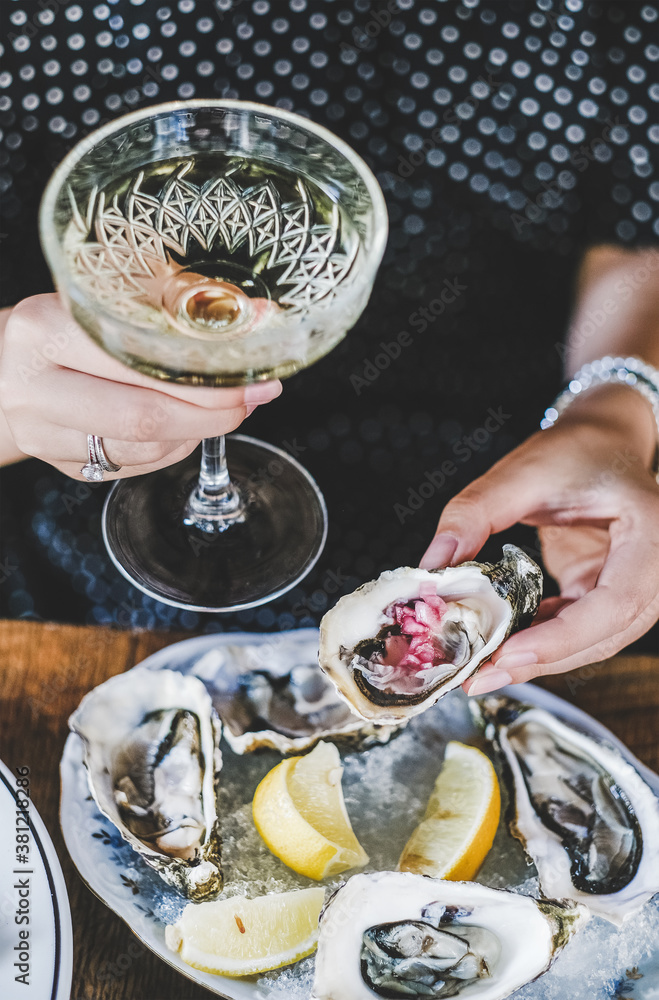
[
  {"x1": 69, "y1": 666, "x2": 223, "y2": 900},
  {"x1": 313, "y1": 871, "x2": 587, "y2": 999},
  {"x1": 192, "y1": 639, "x2": 402, "y2": 754},
  {"x1": 475, "y1": 696, "x2": 659, "y2": 925},
  {"x1": 319, "y1": 545, "x2": 542, "y2": 723}
]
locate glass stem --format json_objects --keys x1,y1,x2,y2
[{"x1": 183, "y1": 436, "x2": 246, "y2": 534}]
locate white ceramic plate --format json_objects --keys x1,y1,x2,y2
[
  {"x1": 60, "y1": 630, "x2": 659, "y2": 1000},
  {"x1": 1, "y1": 758, "x2": 73, "y2": 1000}
]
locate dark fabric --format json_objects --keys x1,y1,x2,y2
[{"x1": 0, "y1": 0, "x2": 657, "y2": 649}]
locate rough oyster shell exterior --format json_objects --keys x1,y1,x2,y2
[
  {"x1": 312, "y1": 871, "x2": 586, "y2": 1000},
  {"x1": 318, "y1": 545, "x2": 542, "y2": 724},
  {"x1": 191, "y1": 641, "x2": 404, "y2": 755},
  {"x1": 69, "y1": 666, "x2": 223, "y2": 901},
  {"x1": 475, "y1": 695, "x2": 659, "y2": 925}
]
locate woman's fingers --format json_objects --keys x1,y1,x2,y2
[
  {"x1": 537, "y1": 523, "x2": 609, "y2": 598},
  {"x1": 11, "y1": 368, "x2": 256, "y2": 444},
  {"x1": 1, "y1": 292, "x2": 279, "y2": 479},
  {"x1": 10, "y1": 420, "x2": 200, "y2": 478},
  {"x1": 465, "y1": 519, "x2": 659, "y2": 694},
  {"x1": 53, "y1": 440, "x2": 201, "y2": 481},
  {"x1": 531, "y1": 595, "x2": 576, "y2": 624},
  {"x1": 6, "y1": 294, "x2": 282, "y2": 409},
  {"x1": 420, "y1": 441, "x2": 550, "y2": 567}
]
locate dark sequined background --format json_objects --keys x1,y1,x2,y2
[{"x1": 0, "y1": 0, "x2": 657, "y2": 654}]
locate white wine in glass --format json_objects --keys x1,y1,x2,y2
[{"x1": 40, "y1": 101, "x2": 388, "y2": 612}]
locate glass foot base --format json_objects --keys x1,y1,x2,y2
[{"x1": 102, "y1": 434, "x2": 328, "y2": 612}]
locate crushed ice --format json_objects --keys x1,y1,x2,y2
[{"x1": 93, "y1": 686, "x2": 659, "y2": 998}]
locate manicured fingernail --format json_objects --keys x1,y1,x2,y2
[
  {"x1": 467, "y1": 669, "x2": 513, "y2": 697},
  {"x1": 245, "y1": 404, "x2": 258, "y2": 416},
  {"x1": 244, "y1": 381, "x2": 282, "y2": 403},
  {"x1": 420, "y1": 533, "x2": 459, "y2": 569},
  {"x1": 494, "y1": 651, "x2": 538, "y2": 673}
]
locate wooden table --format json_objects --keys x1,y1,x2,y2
[{"x1": 0, "y1": 619, "x2": 657, "y2": 1000}]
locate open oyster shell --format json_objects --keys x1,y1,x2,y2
[
  {"x1": 313, "y1": 871, "x2": 587, "y2": 1000},
  {"x1": 191, "y1": 640, "x2": 403, "y2": 755},
  {"x1": 475, "y1": 696, "x2": 659, "y2": 925},
  {"x1": 69, "y1": 666, "x2": 223, "y2": 901},
  {"x1": 319, "y1": 545, "x2": 542, "y2": 724}
]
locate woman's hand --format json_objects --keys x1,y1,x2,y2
[
  {"x1": 420, "y1": 384, "x2": 659, "y2": 694},
  {"x1": 0, "y1": 294, "x2": 282, "y2": 477}
]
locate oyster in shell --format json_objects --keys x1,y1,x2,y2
[
  {"x1": 192, "y1": 640, "x2": 402, "y2": 754},
  {"x1": 313, "y1": 871, "x2": 587, "y2": 999},
  {"x1": 475, "y1": 696, "x2": 659, "y2": 925},
  {"x1": 69, "y1": 666, "x2": 223, "y2": 901},
  {"x1": 319, "y1": 545, "x2": 542, "y2": 723}
]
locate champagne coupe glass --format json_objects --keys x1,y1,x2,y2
[{"x1": 40, "y1": 101, "x2": 387, "y2": 611}]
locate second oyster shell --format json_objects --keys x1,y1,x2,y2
[{"x1": 192, "y1": 639, "x2": 403, "y2": 754}]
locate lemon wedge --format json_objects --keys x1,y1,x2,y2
[
  {"x1": 165, "y1": 886, "x2": 325, "y2": 977},
  {"x1": 398, "y1": 740, "x2": 501, "y2": 880},
  {"x1": 252, "y1": 740, "x2": 369, "y2": 880}
]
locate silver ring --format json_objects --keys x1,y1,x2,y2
[
  {"x1": 80, "y1": 434, "x2": 121, "y2": 482},
  {"x1": 92, "y1": 434, "x2": 121, "y2": 473}
]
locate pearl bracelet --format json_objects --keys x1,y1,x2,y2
[{"x1": 541, "y1": 356, "x2": 659, "y2": 480}]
